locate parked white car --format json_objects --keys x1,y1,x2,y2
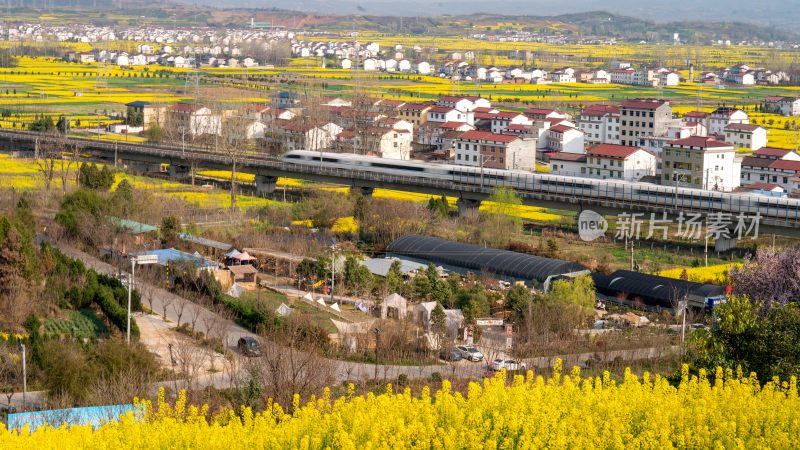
[
  {"x1": 456, "y1": 345, "x2": 484, "y2": 362},
  {"x1": 490, "y1": 358, "x2": 527, "y2": 372}
]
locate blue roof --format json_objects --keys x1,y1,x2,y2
[
  {"x1": 126, "y1": 100, "x2": 151, "y2": 107},
  {"x1": 134, "y1": 248, "x2": 215, "y2": 269}
]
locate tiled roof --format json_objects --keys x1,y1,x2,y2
[
  {"x1": 621, "y1": 99, "x2": 667, "y2": 110},
  {"x1": 754, "y1": 147, "x2": 794, "y2": 158},
  {"x1": 669, "y1": 136, "x2": 731, "y2": 148},
  {"x1": 457, "y1": 130, "x2": 519, "y2": 143},
  {"x1": 587, "y1": 144, "x2": 642, "y2": 159},
  {"x1": 547, "y1": 152, "x2": 587, "y2": 162},
  {"x1": 769, "y1": 159, "x2": 800, "y2": 172},
  {"x1": 549, "y1": 124, "x2": 576, "y2": 133}
]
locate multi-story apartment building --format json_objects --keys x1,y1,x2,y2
[
  {"x1": 577, "y1": 104, "x2": 620, "y2": 145},
  {"x1": 661, "y1": 136, "x2": 740, "y2": 191},
  {"x1": 453, "y1": 130, "x2": 536, "y2": 171},
  {"x1": 619, "y1": 99, "x2": 672, "y2": 147}
]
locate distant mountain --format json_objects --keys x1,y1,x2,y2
[{"x1": 184, "y1": 0, "x2": 800, "y2": 34}]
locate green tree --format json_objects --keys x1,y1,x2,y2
[
  {"x1": 24, "y1": 314, "x2": 44, "y2": 369},
  {"x1": 431, "y1": 279, "x2": 453, "y2": 304},
  {"x1": 55, "y1": 189, "x2": 105, "y2": 238},
  {"x1": 144, "y1": 123, "x2": 164, "y2": 143},
  {"x1": 431, "y1": 302, "x2": 447, "y2": 339},
  {"x1": 111, "y1": 179, "x2": 135, "y2": 217},
  {"x1": 27, "y1": 116, "x2": 54, "y2": 132},
  {"x1": 386, "y1": 259, "x2": 404, "y2": 294},
  {"x1": 506, "y1": 284, "x2": 532, "y2": 318},
  {"x1": 412, "y1": 270, "x2": 432, "y2": 299},
  {"x1": 160, "y1": 216, "x2": 181, "y2": 248}
]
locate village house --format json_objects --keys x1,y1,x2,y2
[
  {"x1": 708, "y1": 107, "x2": 749, "y2": 135},
  {"x1": 577, "y1": 104, "x2": 620, "y2": 145},
  {"x1": 453, "y1": 130, "x2": 536, "y2": 171},
  {"x1": 661, "y1": 137, "x2": 740, "y2": 191},
  {"x1": 398, "y1": 103, "x2": 433, "y2": 127},
  {"x1": 619, "y1": 99, "x2": 672, "y2": 147},
  {"x1": 585, "y1": 144, "x2": 657, "y2": 181},
  {"x1": 278, "y1": 120, "x2": 342, "y2": 151},
  {"x1": 547, "y1": 151, "x2": 587, "y2": 176},
  {"x1": 763, "y1": 96, "x2": 800, "y2": 117},
  {"x1": 167, "y1": 103, "x2": 221, "y2": 136},
  {"x1": 490, "y1": 112, "x2": 531, "y2": 133},
  {"x1": 740, "y1": 147, "x2": 800, "y2": 191},
  {"x1": 125, "y1": 101, "x2": 167, "y2": 130},
  {"x1": 723, "y1": 123, "x2": 768, "y2": 150},
  {"x1": 543, "y1": 124, "x2": 585, "y2": 154}
]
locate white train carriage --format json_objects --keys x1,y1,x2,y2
[{"x1": 280, "y1": 150, "x2": 800, "y2": 224}]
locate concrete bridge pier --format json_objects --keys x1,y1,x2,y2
[
  {"x1": 352, "y1": 186, "x2": 374, "y2": 197},
  {"x1": 168, "y1": 164, "x2": 191, "y2": 181},
  {"x1": 255, "y1": 175, "x2": 278, "y2": 196},
  {"x1": 127, "y1": 161, "x2": 161, "y2": 174},
  {"x1": 457, "y1": 198, "x2": 482, "y2": 216}
]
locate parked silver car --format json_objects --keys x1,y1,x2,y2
[{"x1": 456, "y1": 345, "x2": 484, "y2": 362}]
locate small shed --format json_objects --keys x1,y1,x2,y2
[
  {"x1": 228, "y1": 264, "x2": 258, "y2": 284},
  {"x1": 380, "y1": 293, "x2": 407, "y2": 319},
  {"x1": 276, "y1": 303, "x2": 293, "y2": 317}
]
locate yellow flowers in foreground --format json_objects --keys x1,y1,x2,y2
[{"x1": 3, "y1": 363, "x2": 800, "y2": 448}]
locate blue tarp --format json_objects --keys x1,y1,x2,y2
[
  {"x1": 134, "y1": 248, "x2": 216, "y2": 269},
  {"x1": 7, "y1": 404, "x2": 137, "y2": 431}
]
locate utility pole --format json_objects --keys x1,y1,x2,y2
[
  {"x1": 329, "y1": 245, "x2": 336, "y2": 304},
  {"x1": 704, "y1": 235, "x2": 708, "y2": 267},
  {"x1": 127, "y1": 256, "x2": 136, "y2": 345},
  {"x1": 18, "y1": 342, "x2": 26, "y2": 408},
  {"x1": 630, "y1": 240, "x2": 635, "y2": 270}
]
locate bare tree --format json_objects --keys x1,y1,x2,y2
[
  {"x1": 257, "y1": 316, "x2": 338, "y2": 412},
  {"x1": 173, "y1": 297, "x2": 189, "y2": 328},
  {"x1": 88, "y1": 366, "x2": 154, "y2": 405},
  {"x1": 0, "y1": 345, "x2": 22, "y2": 406},
  {"x1": 160, "y1": 295, "x2": 175, "y2": 322},
  {"x1": 34, "y1": 132, "x2": 60, "y2": 192},
  {"x1": 173, "y1": 339, "x2": 207, "y2": 391}
]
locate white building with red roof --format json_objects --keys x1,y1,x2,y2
[
  {"x1": 436, "y1": 95, "x2": 491, "y2": 112},
  {"x1": 453, "y1": 130, "x2": 536, "y2": 170},
  {"x1": 585, "y1": 144, "x2": 656, "y2": 181},
  {"x1": 167, "y1": 103, "x2": 220, "y2": 136},
  {"x1": 547, "y1": 151, "x2": 587, "y2": 177},
  {"x1": 723, "y1": 123, "x2": 767, "y2": 150},
  {"x1": 662, "y1": 136, "x2": 740, "y2": 191},
  {"x1": 524, "y1": 108, "x2": 569, "y2": 121},
  {"x1": 426, "y1": 106, "x2": 471, "y2": 125},
  {"x1": 741, "y1": 147, "x2": 800, "y2": 191},
  {"x1": 762, "y1": 96, "x2": 800, "y2": 117},
  {"x1": 544, "y1": 124, "x2": 585, "y2": 154},
  {"x1": 709, "y1": 107, "x2": 749, "y2": 135},
  {"x1": 577, "y1": 104, "x2": 620, "y2": 145},
  {"x1": 490, "y1": 111, "x2": 532, "y2": 133}
]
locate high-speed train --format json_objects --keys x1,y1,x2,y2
[{"x1": 281, "y1": 150, "x2": 800, "y2": 224}]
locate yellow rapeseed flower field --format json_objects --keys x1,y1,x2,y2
[
  {"x1": 2, "y1": 363, "x2": 799, "y2": 448},
  {"x1": 657, "y1": 263, "x2": 739, "y2": 284}
]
